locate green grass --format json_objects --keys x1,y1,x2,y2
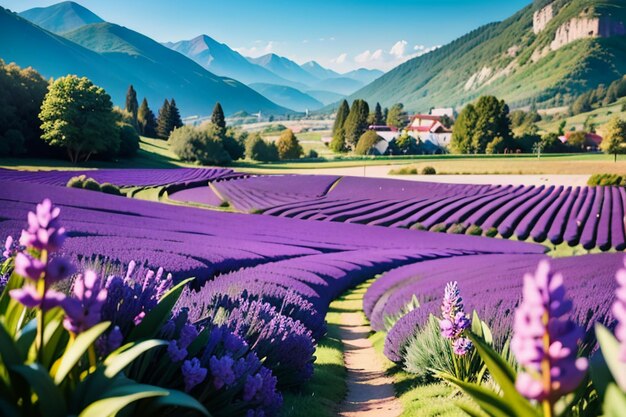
[{"x1": 538, "y1": 97, "x2": 626, "y2": 134}]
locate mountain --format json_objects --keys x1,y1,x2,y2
[
  {"x1": 19, "y1": 1, "x2": 103, "y2": 34},
  {"x1": 249, "y1": 53, "x2": 320, "y2": 87},
  {"x1": 300, "y1": 61, "x2": 340, "y2": 80},
  {"x1": 249, "y1": 83, "x2": 324, "y2": 112},
  {"x1": 305, "y1": 90, "x2": 346, "y2": 106},
  {"x1": 313, "y1": 77, "x2": 364, "y2": 95},
  {"x1": 342, "y1": 68, "x2": 384, "y2": 84},
  {"x1": 164, "y1": 35, "x2": 295, "y2": 86},
  {"x1": 350, "y1": 0, "x2": 626, "y2": 111}
]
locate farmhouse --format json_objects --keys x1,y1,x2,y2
[
  {"x1": 406, "y1": 114, "x2": 453, "y2": 148},
  {"x1": 558, "y1": 131, "x2": 603, "y2": 151}
]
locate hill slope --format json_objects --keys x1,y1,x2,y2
[
  {"x1": 249, "y1": 53, "x2": 320, "y2": 87},
  {"x1": 350, "y1": 0, "x2": 626, "y2": 111},
  {"x1": 19, "y1": 1, "x2": 103, "y2": 34},
  {"x1": 59, "y1": 22, "x2": 290, "y2": 115},
  {"x1": 164, "y1": 35, "x2": 296, "y2": 87},
  {"x1": 249, "y1": 83, "x2": 324, "y2": 112}
]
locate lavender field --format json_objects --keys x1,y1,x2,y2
[{"x1": 0, "y1": 168, "x2": 624, "y2": 417}]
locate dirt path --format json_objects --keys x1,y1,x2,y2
[{"x1": 337, "y1": 311, "x2": 402, "y2": 417}]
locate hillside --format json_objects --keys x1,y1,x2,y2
[
  {"x1": 349, "y1": 0, "x2": 626, "y2": 111},
  {"x1": 249, "y1": 53, "x2": 320, "y2": 87},
  {"x1": 19, "y1": 1, "x2": 103, "y2": 34},
  {"x1": 249, "y1": 83, "x2": 324, "y2": 112},
  {"x1": 59, "y1": 22, "x2": 290, "y2": 116},
  {"x1": 164, "y1": 35, "x2": 295, "y2": 87}
]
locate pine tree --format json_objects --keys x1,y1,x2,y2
[
  {"x1": 125, "y1": 85, "x2": 138, "y2": 128},
  {"x1": 343, "y1": 99, "x2": 370, "y2": 148},
  {"x1": 137, "y1": 98, "x2": 157, "y2": 138},
  {"x1": 156, "y1": 99, "x2": 171, "y2": 139},
  {"x1": 169, "y1": 98, "x2": 183, "y2": 130},
  {"x1": 332, "y1": 100, "x2": 349, "y2": 137},
  {"x1": 373, "y1": 102, "x2": 384, "y2": 125},
  {"x1": 211, "y1": 102, "x2": 226, "y2": 131}
]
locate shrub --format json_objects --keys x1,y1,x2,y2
[
  {"x1": 410, "y1": 223, "x2": 427, "y2": 231},
  {"x1": 355, "y1": 130, "x2": 383, "y2": 155},
  {"x1": 221, "y1": 127, "x2": 246, "y2": 161},
  {"x1": 466, "y1": 225, "x2": 483, "y2": 236},
  {"x1": 421, "y1": 166, "x2": 437, "y2": 175},
  {"x1": 82, "y1": 177, "x2": 101, "y2": 191},
  {"x1": 99, "y1": 182, "x2": 123, "y2": 196},
  {"x1": 588, "y1": 173, "x2": 625, "y2": 186},
  {"x1": 117, "y1": 122, "x2": 140, "y2": 157},
  {"x1": 485, "y1": 227, "x2": 499, "y2": 237},
  {"x1": 169, "y1": 125, "x2": 232, "y2": 165},
  {"x1": 447, "y1": 223, "x2": 467, "y2": 234},
  {"x1": 430, "y1": 223, "x2": 448, "y2": 233},
  {"x1": 246, "y1": 134, "x2": 279, "y2": 162},
  {"x1": 307, "y1": 149, "x2": 319, "y2": 159},
  {"x1": 66, "y1": 174, "x2": 87, "y2": 188},
  {"x1": 276, "y1": 129, "x2": 303, "y2": 160}
]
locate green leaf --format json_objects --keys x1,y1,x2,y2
[
  {"x1": 0, "y1": 273, "x2": 24, "y2": 313},
  {"x1": 142, "y1": 389, "x2": 210, "y2": 416},
  {"x1": 457, "y1": 402, "x2": 490, "y2": 417},
  {"x1": 15, "y1": 319, "x2": 37, "y2": 359},
  {"x1": 78, "y1": 386, "x2": 167, "y2": 417},
  {"x1": 127, "y1": 278, "x2": 193, "y2": 342},
  {"x1": 595, "y1": 324, "x2": 626, "y2": 391},
  {"x1": 103, "y1": 340, "x2": 166, "y2": 378},
  {"x1": 54, "y1": 322, "x2": 110, "y2": 384},
  {"x1": 467, "y1": 332, "x2": 537, "y2": 416},
  {"x1": 603, "y1": 384, "x2": 626, "y2": 417},
  {"x1": 0, "y1": 322, "x2": 21, "y2": 366},
  {"x1": 11, "y1": 363, "x2": 67, "y2": 417}
]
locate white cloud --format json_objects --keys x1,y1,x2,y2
[
  {"x1": 354, "y1": 49, "x2": 384, "y2": 64},
  {"x1": 351, "y1": 40, "x2": 440, "y2": 71},
  {"x1": 234, "y1": 41, "x2": 275, "y2": 58},
  {"x1": 331, "y1": 52, "x2": 348, "y2": 64},
  {"x1": 389, "y1": 40, "x2": 408, "y2": 58}
]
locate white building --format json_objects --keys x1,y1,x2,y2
[{"x1": 406, "y1": 115, "x2": 453, "y2": 148}]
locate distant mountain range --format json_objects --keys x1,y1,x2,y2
[
  {"x1": 19, "y1": 1, "x2": 103, "y2": 34},
  {"x1": 165, "y1": 36, "x2": 383, "y2": 111},
  {"x1": 348, "y1": 0, "x2": 626, "y2": 111}
]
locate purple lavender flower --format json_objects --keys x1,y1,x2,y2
[
  {"x1": 182, "y1": 357, "x2": 208, "y2": 392},
  {"x1": 439, "y1": 281, "x2": 472, "y2": 355},
  {"x1": 63, "y1": 271, "x2": 107, "y2": 334},
  {"x1": 45, "y1": 257, "x2": 76, "y2": 283},
  {"x1": 209, "y1": 355, "x2": 236, "y2": 389},
  {"x1": 614, "y1": 258, "x2": 626, "y2": 362},
  {"x1": 511, "y1": 260, "x2": 588, "y2": 402},
  {"x1": 3, "y1": 235, "x2": 17, "y2": 259},
  {"x1": 9, "y1": 285, "x2": 65, "y2": 310},
  {"x1": 167, "y1": 340, "x2": 188, "y2": 362},
  {"x1": 14, "y1": 252, "x2": 45, "y2": 281},
  {"x1": 19, "y1": 199, "x2": 65, "y2": 252},
  {"x1": 243, "y1": 373, "x2": 264, "y2": 402}
]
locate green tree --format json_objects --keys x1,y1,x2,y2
[
  {"x1": 451, "y1": 103, "x2": 478, "y2": 153},
  {"x1": 39, "y1": 75, "x2": 117, "y2": 163},
  {"x1": 276, "y1": 129, "x2": 303, "y2": 160},
  {"x1": 471, "y1": 96, "x2": 512, "y2": 153},
  {"x1": 395, "y1": 132, "x2": 420, "y2": 154},
  {"x1": 566, "y1": 131, "x2": 587, "y2": 151},
  {"x1": 221, "y1": 127, "x2": 246, "y2": 161},
  {"x1": 169, "y1": 124, "x2": 231, "y2": 165},
  {"x1": 344, "y1": 99, "x2": 370, "y2": 148},
  {"x1": 156, "y1": 99, "x2": 171, "y2": 139},
  {"x1": 169, "y1": 98, "x2": 183, "y2": 130},
  {"x1": 601, "y1": 117, "x2": 626, "y2": 162},
  {"x1": 0, "y1": 60, "x2": 49, "y2": 156},
  {"x1": 386, "y1": 103, "x2": 408, "y2": 129},
  {"x1": 137, "y1": 98, "x2": 157, "y2": 138},
  {"x1": 332, "y1": 100, "x2": 349, "y2": 136},
  {"x1": 570, "y1": 92, "x2": 592, "y2": 115},
  {"x1": 245, "y1": 133, "x2": 278, "y2": 162},
  {"x1": 355, "y1": 130, "x2": 383, "y2": 155},
  {"x1": 211, "y1": 102, "x2": 226, "y2": 131},
  {"x1": 125, "y1": 84, "x2": 138, "y2": 128},
  {"x1": 373, "y1": 102, "x2": 384, "y2": 125}
]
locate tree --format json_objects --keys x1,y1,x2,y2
[
  {"x1": 0, "y1": 60, "x2": 49, "y2": 156},
  {"x1": 332, "y1": 100, "x2": 349, "y2": 137},
  {"x1": 570, "y1": 92, "x2": 592, "y2": 115},
  {"x1": 452, "y1": 96, "x2": 512, "y2": 154},
  {"x1": 450, "y1": 104, "x2": 478, "y2": 153},
  {"x1": 169, "y1": 125, "x2": 231, "y2": 165},
  {"x1": 156, "y1": 99, "x2": 171, "y2": 139},
  {"x1": 211, "y1": 102, "x2": 226, "y2": 131},
  {"x1": 566, "y1": 131, "x2": 587, "y2": 151},
  {"x1": 343, "y1": 99, "x2": 370, "y2": 148},
  {"x1": 117, "y1": 123, "x2": 140, "y2": 157},
  {"x1": 355, "y1": 130, "x2": 383, "y2": 155},
  {"x1": 386, "y1": 103, "x2": 408, "y2": 129},
  {"x1": 395, "y1": 132, "x2": 420, "y2": 154},
  {"x1": 245, "y1": 134, "x2": 278, "y2": 162},
  {"x1": 125, "y1": 85, "x2": 138, "y2": 128},
  {"x1": 276, "y1": 129, "x2": 303, "y2": 160},
  {"x1": 373, "y1": 102, "x2": 384, "y2": 125},
  {"x1": 39, "y1": 75, "x2": 117, "y2": 163},
  {"x1": 439, "y1": 114, "x2": 453, "y2": 129},
  {"x1": 601, "y1": 117, "x2": 626, "y2": 162},
  {"x1": 169, "y1": 99, "x2": 183, "y2": 130},
  {"x1": 137, "y1": 98, "x2": 157, "y2": 138},
  {"x1": 221, "y1": 127, "x2": 246, "y2": 161}
]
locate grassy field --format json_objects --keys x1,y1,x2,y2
[{"x1": 537, "y1": 97, "x2": 626, "y2": 134}]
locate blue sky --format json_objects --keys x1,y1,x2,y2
[{"x1": 2, "y1": 0, "x2": 532, "y2": 72}]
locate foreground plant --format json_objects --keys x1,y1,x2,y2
[{"x1": 0, "y1": 199, "x2": 208, "y2": 416}]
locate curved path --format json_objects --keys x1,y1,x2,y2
[{"x1": 337, "y1": 310, "x2": 402, "y2": 417}]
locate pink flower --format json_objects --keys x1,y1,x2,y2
[{"x1": 10, "y1": 285, "x2": 66, "y2": 310}]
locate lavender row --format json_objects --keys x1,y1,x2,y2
[{"x1": 373, "y1": 253, "x2": 623, "y2": 363}]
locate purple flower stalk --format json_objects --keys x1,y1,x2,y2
[
  {"x1": 439, "y1": 281, "x2": 472, "y2": 355},
  {"x1": 182, "y1": 357, "x2": 208, "y2": 392},
  {"x1": 19, "y1": 199, "x2": 65, "y2": 252},
  {"x1": 9, "y1": 285, "x2": 66, "y2": 310},
  {"x1": 63, "y1": 271, "x2": 107, "y2": 334},
  {"x1": 3, "y1": 235, "x2": 18, "y2": 259},
  {"x1": 614, "y1": 258, "x2": 626, "y2": 363},
  {"x1": 511, "y1": 260, "x2": 588, "y2": 406}
]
